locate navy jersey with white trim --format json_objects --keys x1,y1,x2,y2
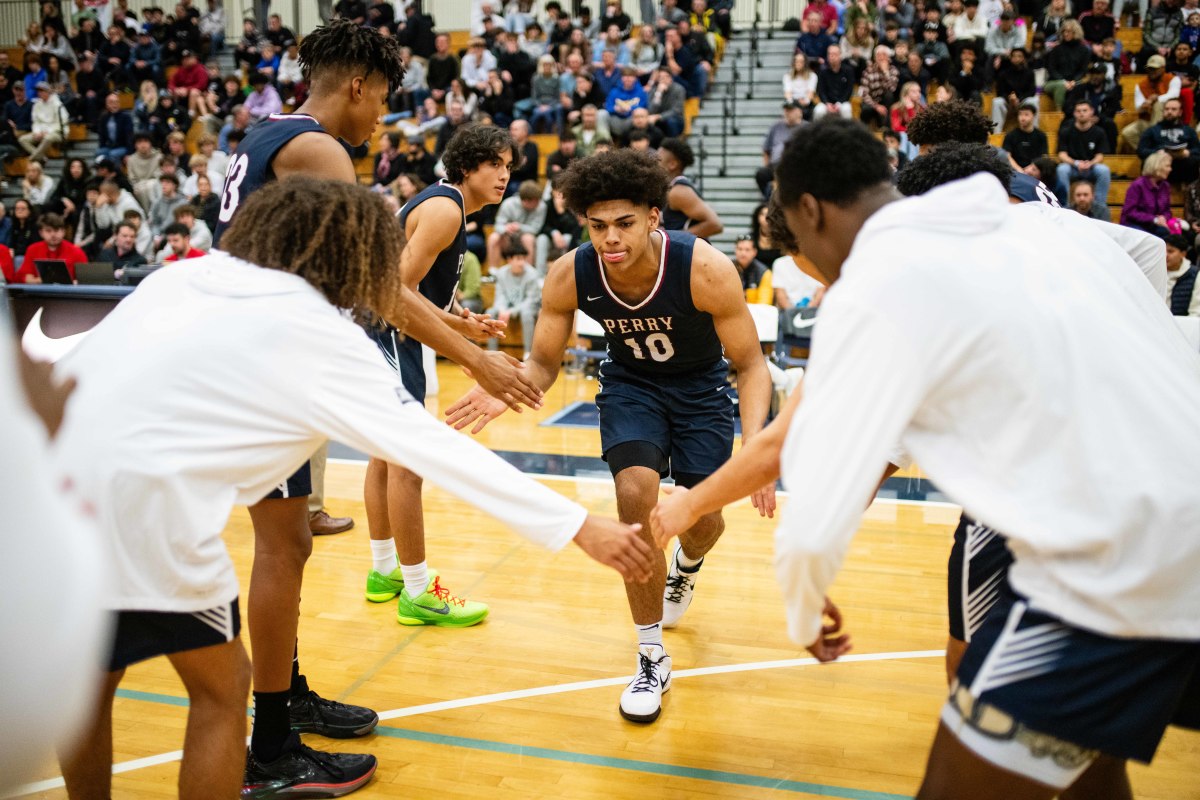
[
  {"x1": 398, "y1": 181, "x2": 467, "y2": 310},
  {"x1": 575, "y1": 229, "x2": 724, "y2": 376},
  {"x1": 213, "y1": 113, "x2": 329, "y2": 247},
  {"x1": 661, "y1": 175, "x2": 700, "y2": 231}
]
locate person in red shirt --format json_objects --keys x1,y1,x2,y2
[
  {"x1": 162, "y1": 222, "x2": 206, "y2": 262},
  {"x1": 16, "y1": 213, "x2": 88, "y2": 283},
  {"x1": 0, "y1": 244, "x2": 15, "y2": 283},
  {"x1": 168, "y1": 50, "x2": 216, "y2": 118}
]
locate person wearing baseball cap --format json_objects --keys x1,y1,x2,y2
[
  {"x1": 17, "y1": 79, "x2": 66, "y2": 162},
  {"x1": 1121, "y1": 52, "x2": 1182, "y2": 152}
]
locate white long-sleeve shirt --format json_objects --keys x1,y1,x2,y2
[
  {"x1": 53, "y1": 252, "x2": 587, "y2": 613},
  {"x1": 777, "y1": 174, "x2": 1200, "y2": 647},
  {"x1": 1134, "y1": 75, "x2": 1182, "y2": 108}
]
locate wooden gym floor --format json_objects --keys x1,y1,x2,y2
[{"x1": 9, "y1": 365, "x2": 1199, "y2": 799}]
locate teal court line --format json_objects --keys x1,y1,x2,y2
[{"x1": 112, "y1": 689, "x2": 913, "y2": 800}]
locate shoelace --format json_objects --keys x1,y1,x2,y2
[
  {"x1": 430, "y1": 576, "x2": 467, "y2": 607},
  {"x1": 629, "y1": 653, "x2": 663, "y2": 695},
  {"x1": 664, "y1": 572, "x2": 692, "y2": 604}
]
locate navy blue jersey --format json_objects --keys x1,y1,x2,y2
[
  {"x1": 212, "y1": 113, "x2": 329, "y2": 247},
  {"x1": 398, "y1": 181, "x2": 467, "y2": 310},
  {"x1": 575, "y1": 229, "x2": 723, "y2": 376},
  {"x1": 661, "y1": 176, "x2": 700, "y2": 231}
]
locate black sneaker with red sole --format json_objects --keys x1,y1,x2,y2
[{"x1": 242, "y1": 733, "x2": 377, "y2": 799}]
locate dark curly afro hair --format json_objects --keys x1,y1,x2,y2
[
  {"x1": 774, "y1": 117, "x2": 892, "y2": 207},
  {"x1": 765, "y1": 194, "x2": 798, "y2": 253},
  {"x1": 558, "y1": 148, "x2": 671, "y2": 217},
  {"x1": 298, "y1": 19, "x2": 406, "y2": 93},
  {"x1": 895, "y1": 141, "x2": 1013, "y2": 197},
  {"x1": 442, "y1": 123, "x2": 520, "y2": 185},
  {"x1": 904, "y1": 99, "x2": 994, "y2": 147}
]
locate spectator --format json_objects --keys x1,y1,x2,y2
[
  {"x1": 98, "y1": 220, "x2": 148, "y2": 270},
  {"x1": 1163, "y1": 232, "x2": 1200, "y2": 315},
  {"x1": 1183, "y1": 11, "x2": 1200, "y2": 51},
  {"x1": 1003, "y1": 100, "x2": 1049, "y2": 169},
  {"x1": 860, "y1": 45, "x2": 899, "y2": 129},
  {"x1": 783, "y1": 52, "x2": 819, "y2": 118},
  {"x1": 1043, "y1": 21, "x2": 1092, "y2": 109},
  {"x1": 477, "y1": 70, "x2": 516, "y2": 128},
  {"x1": 234, "y1": 18, "x2": 264, "y2": 73},
  {"x1": 507, "y1": 118, "x2": 540, "y2": 194},
  {"x1": 19, "y1": 81, "x2": 66, "y2": 161},
  {"x1": 949, "y1": 46, "x2": 987, "y2": 104},
  {"x1": 372, "y1": 131, "x2": 404, "y2": 188},
  {"x1": 94, "y1": 179, "x2": 143, "y2": 245},
  {"x1": 34, "y1": 24, "x2": 76, "y2": 71},
  {"x1": 163, "y1": 9, "x2": 202, "y2": 68},
  {"x1": 660, "y1": 136, "x2": 722, "y2": 237},
  {"x1": 387, "y1": 46, "x2": 426, "y2": 117},
  {"x1": 16, "y1": 212, "x2": 86, "y2": 282},
  {"x1": 1080, "y1": 0, "x2": 1118, "y2": 48},
  {"x1": 571, "y1": 103, "x2": 613, "y2": 155},
  {"x1": 890, "y1": 82, "x2": 926, "y2": 133},
  {"x1": 1095, "y1": 37, "x2": 1123, "y2": 85},
  {"x1": 985, "y1": 10, "x2": 1024, "y2": 65},
  {"x1": 21, "y1": 160, "x2": 55, "y2": 209},
  {"x1": 1069, "y1": 178, "x2": 1113, "y2": 220},
  {"x1": 1122, "y1": 149, "x2": 1178, "y2": 232},
  {"x1": 262, "y1": 13, "x2": 294, "y2": 50},
  {"x1": 535, "y1": 179, "x2": 581, "y2": 272},
  {"x1": 599, "y1": 0, "x2": 634, "y2": 37},
  {"x1": 545, "y1": 130, "x2": 579, "y2": 180},
  {"x1": 1137, "y1": 97, "x2": 1200, "y2": 183},
  {"x1": 593, "y1": 23, "x2": 632, "y2": 67},
  {"x1": 392, "y1": 172, "x2": 425, "y2": 204},
  {"x1": 148, "y1": 173, "x2": 188, "y2": 241},
  {"x1": 756, "y1": 101, "x2": 805, "y2": 196},
  {"x1": 127, "y1": 131, "x2": 163, "y2": 209},
  {"x1": 200, "y1": 0, "x2": 226, "y2": 54},
  {"x1": 662, "y1": 25, "x2": 703, "y2": 97},
  {"x1": 840, "y1": 17, "x2": 875, "y2": 75},
  {"x1": 195, "y1": 133, "x2": 226, "y2": 179},
  {"x1": 70, "y1": 16, "x2": 105, "y2": 60},
  {"x1": 427, "y1": 33, "x2": 459, "y2": 104},
  {"x1": 487, "y1": 180, "x2": 546, "y2": 267},
  {"x1": 814, "y1": 44, "x2": 856, "y2": 119},
  {"x1": 1057, "y1": 99, "x2": 1112, "y2": 204},
  {"x1": 431, "y1": 100, "x2": 468, "y2": 159},
  {"x1": 520, "y1": 21, "x2": 549, "y2": 60},
  {"x1": 400, "y1": 135, "x2": 438, "y2": 186},
  {"x1": 45, "y1": 157, "x2": 89, "y2": 226},
  {"x1": 1063, "y1": 63, "x2": 1123, "y2": 149},
  {"x1": 124, "y1": 207, "x2": 156, "y2": 260},
  {"x1": 486, "y1": 240, "x2": 541, "y2": 357},
  {"x1": 797, "y1": 13, "x2": 837, "y2": 66},
  {"x1": 173, "y1": 204, "x2": 211, "y2": 252},
  {"x1": 1122, "y1": 55, "x2": 1182, "y2": 151},
  {"x1": 991, "y1": 47, "x2": 1036, "y2": 129},
  {"x1": 179, "y1": 154, "x2": 220, "y2": 197},
  {"x1": 564, "y1": 70, "x2": 607, "y2": 127},
  {"x1": 5, "y1": 80, "x2": 32, "y2": 137},
  {"x1": 645, "y1": 67, "x2": 686, "y2": 136},
  {"x1": 169, "y1": 50, "x2": 212, "y2": 118},
  {"x1": 98, "y1": 24, "x2": 132, "y2": 89},
  {"x1": 396, "y1": 2, "x2": 437, "y2": 59},
  {"x1": 128, "y1": 29, "x2": 161, "y2": 87},
  {"x1": 1138, "y1": 0, "x2": 1183, "y2": 71},
  {"x1": 733, "y1": 235, "x2": 772, "y2": 304},
  {"x1": 243, "y1": 72, "x2": 281, "y2": 122},
  {"x1": 456, "y1": 248, "x2": 483, "y2": 313},
  {"x1": 70, "y1": 53, "x2": 104, "y2": 127},
  {"x1": 160, "y1": 220, "x2": 205, "y2": 261},
  {"x1": 9, "y1": 198, "x2": 38, "y2": 259},
  {"x1": 772, "y1": 251, "x2": 825, "y2": 312},
  {"x1": 218, "y1": 104, "x2": 251, "y2": 153},
  {"x1": 517, "y1": 55, "x2": 562, "y2": 132},
  {"x1": 496, "y1": 31, "x2": 536, "y2": 92},
  {"x1": 623, "y1": 107, "x2": 664, "y2": 148},
  {"x1": 917, "y1": 21, "x2": 951, "y2": 84},
  {"x1": 607, "y1": 65, "x2": 648, "y2": 138},
  {"x1": 460, "y1": 37, "x2": 496, "y2": 94},
  {"x1": 190, "y1": 172, "x2": 220, "y2": 232},
  {"x1": 593, "y1": 48, "x2": 622, "y2": 97},
  {"x1": 277, "y1": 41, "x2": 304, "y2": 104},
  {"x1": 897, "y1": 50, "x2": 932, "y2": 96},
  {"x1": 630, "y1": 24, "x2": 663, "y2": 80},
  {"x1": 952, "y1": 0, "x2": 990, "y2": 60},
  {"x1": 444, "y1": 77, "x2": 478, "y2": 119}
]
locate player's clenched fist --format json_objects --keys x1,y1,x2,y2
[
  {"x1": 649, "y1": 485, "x2": 697, "y2": 549},
  {"x1": 572, "y1": 517, "x2": 656, "y2": 583}
]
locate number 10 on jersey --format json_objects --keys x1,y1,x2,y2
[{"x1": 624, "y1": 333, "x2": 675, "y2": 362}]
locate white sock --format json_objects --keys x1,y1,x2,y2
[
  {"x1": 369, "y1": 539, "x2": 397, "y2": 575},
  {"x1": 636, "y1": 622, "x2": 663, "y2": 650},
  {"x1": 401, "y1": 562, "x2": 429, "y2": 596},
  {"x1": 675, "y1": 546, "x2": 703, "y2": 572}
]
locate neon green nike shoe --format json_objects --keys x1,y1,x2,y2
[
  {"x1": 364, "y1": 566, "x2": 404, "y2": 603},
  {"x1": 395, "y1": 575, "x2": 489, "y2": 627}
]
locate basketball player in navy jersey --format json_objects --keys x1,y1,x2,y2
[
  {"x1": 657, "y1": 138, "x2": 723, "y2": 240},
  {"x1": 211, "y1": 21, "x2": 540, "y2": 796},
  {"x1": 361, "y1": 124, "x2": 517, "y2": 628},
  {"x1": 446, "y1": 149, "x2": 773, "y2": 723}
]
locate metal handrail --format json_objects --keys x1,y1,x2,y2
[
  {"x1": 696, "y1": 125, "x2": 708, "y2": 194},
  {"x1": 747, "y1": 26, "x2": 758, "y2": 99},
  {"x1": 719, "y1": 94, "x2": 728, "y2": 178}
]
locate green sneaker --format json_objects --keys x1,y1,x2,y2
[
  {"x1": 395, "y1": 575, "x2": 489, "y2": 627},
  {"x1": 364, "y1": 566, "x2": 404, "y2": 603}
]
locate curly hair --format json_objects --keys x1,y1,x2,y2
[
  {"x1": 774, "y1": 117, "x2": 892, "y2": 207},
  {"x1": 895, "y1": 141, "x2": 1013, "y2": 197},
  {"x1": 220, "y1": 177, "x2": 406, "y2": 324},
  {"x1": 442, "y1": 123, "x2": 519, "y2": 185},
  {"x1": 765, "y1": 195, "x2": 798, "y2": 253},
  {"x1": 557, "y1": 148, "x2": 671, "y2": 216},
  {"x1": 659, "y1": 137, "x2": 695, "y2": 170},
  {"x1": 904, "y1": 99, "x2": 994, "y2": 147},
  {"x1": 298, "y1": 19, "x2": 406, "y2": 93}
]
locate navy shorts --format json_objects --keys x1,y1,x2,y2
[
  {"x1": 595, "y1": 358, "x2": 734, "y2": 480},
  {"x1": 952, "y1": 585, "x2": 1200, "y2": 766},
  {"x1": 109, "y1": 598, "x2": 241, "y2": 671},
  {"x1": 947, "y1": 514, "x2": 1015, "y2": 642},
  {"x1": 264, "y1": 459, "x2": 312, "y2": 500},
  {"x1": 365, "y1": 321, "x2": 426, "y2": 402}
]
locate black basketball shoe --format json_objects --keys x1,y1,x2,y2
[
  {"x1": 288, "y1": 690, "x2": 379, "y2": 739},
  {"x1": 242, "y1": 733, "x2": 377, "y2": 799}
]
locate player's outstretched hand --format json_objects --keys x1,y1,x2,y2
[
  {"x1": 806, "y1": 597, "x2": 852, "y2": 663},
  {"x1": 445, "y1": 384, "x2": 509, "y2": 433},
  {"x1": 573, "y1": 516, "x2": 655, "y2": 583},
  {"x1": 458, "y1": 307, "x2": 507, "y2": 342},
  {"x1": 467, "y1": 350, "x2": 543, "y2": 410},
  {"x1": 751, "y1": 481, "x2": 777, "y2": 518},
  {"x1": 649, "y1": 485, "x2": 699, "y2": 549}
]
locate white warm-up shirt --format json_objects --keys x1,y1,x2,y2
[
  {"x1": 0, "y1": 330, "x2": 109, "y2": 791},
  {"x1": 777, "y1": 174, "x2": 1200, "y2": 646},
  {"x1": 53, "y1": 252, "x2": 588, "y2": 613}
]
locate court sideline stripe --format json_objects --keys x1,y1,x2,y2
[{"x1": 4, "y1": 650, "x2": 942, "y2": 798}]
